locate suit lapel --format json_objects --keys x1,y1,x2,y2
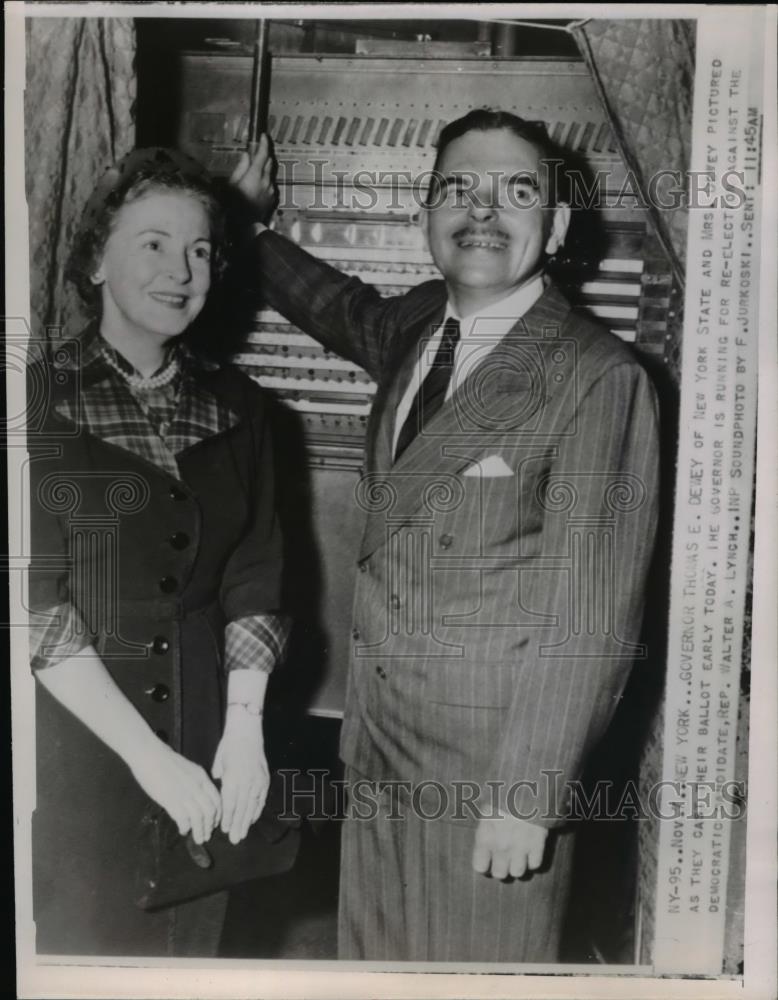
[
  {"x1": 368, "y1": 348, "x2": 413, "y2": 475},
  {"x1": 367, "y1": 295, "x2": 447, "y2": 474},
  {"x1": 359, "y1": 284, "x2": 573, "y2": 561}
]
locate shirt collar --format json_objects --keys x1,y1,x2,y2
[
  {"x1": 53, "y1": 325, "x2": 221, "y2": 382},
  {"x1": 98, "y1": 333, "x2": 182, "y2": 380},
  {"x1": 444, "y1": 274, "x2": 545, "y2": 341}
]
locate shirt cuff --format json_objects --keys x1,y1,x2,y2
[
  {"x1": 224, "y1": 613, "x2": 290, "y2": 673},
  {"x1": 30, "y1": 602, "x2": 93, "y2": 671}
]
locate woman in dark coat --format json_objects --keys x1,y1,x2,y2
[{"x1": 29, "y1": 148, "x2": 287, "y2": 956}]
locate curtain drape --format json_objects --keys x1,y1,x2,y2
[
  {"x1": 571, "y1": 18, "x2": 695, "y2": 290},
  {"x1": 25, "y1": 17, "x2": 136, "y2": 342}
]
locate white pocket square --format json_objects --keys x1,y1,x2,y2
[{"x1": 462, "y1": 455, "x2": 515, "y2": 478}]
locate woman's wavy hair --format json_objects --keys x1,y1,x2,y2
[{"x1": 65, "y1": 147, "x2": 228, "y2": 319}]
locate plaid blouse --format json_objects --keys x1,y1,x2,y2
[{"x1": 31, "y1": 331, "x2": 288, "y2": 674}]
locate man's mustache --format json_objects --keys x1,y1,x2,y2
[{"x1": 452, "y1": 227, "x2": 510, "y2": 241}]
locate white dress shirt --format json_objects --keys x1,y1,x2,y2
[{"x1": 391, "y1": 275, "x2": 545, "y2": 458}]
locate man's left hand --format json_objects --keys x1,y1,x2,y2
[{"x1": 472, "y1": 814, "x2": 548, "y2": 880}]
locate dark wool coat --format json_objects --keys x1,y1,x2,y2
[{"x1": 28, "y1": 335, "x2": 282, "y2": 956}]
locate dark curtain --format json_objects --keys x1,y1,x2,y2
[
  {"x1": 571, "y1": 18, "x2": 695, "y2": 288},
  {"x1": 25, "y1": 17, "x2": 136, "y2": 341}
]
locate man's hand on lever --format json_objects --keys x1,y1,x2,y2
[
  {"x1": 229, "y1": 133, "x2": 278, "y2": 225},
  {"x1": 473, "y1": 813, "x2": 548, "y2": 880}
]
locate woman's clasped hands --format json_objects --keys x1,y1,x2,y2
[
  {"x1": 130, "y1": 737, "x2": 221, "y2": 844},
  {"x1": 130, "y1": 716, "x2": 269, "y2": 846},
  {"x1": 212, "y1": 703, "x2": 270, "y2": 845}
]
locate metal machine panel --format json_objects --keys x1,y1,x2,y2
[
  {"x1": 174, "y1": 52, "x2": 673, "y2": 713},
  {"x1": 177, "y1": 54, "x2": 670, "y2": 459}
]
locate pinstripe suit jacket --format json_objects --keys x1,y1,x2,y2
[{"x1": 254, "y1": 231, "x2": 659, "y2": 826}]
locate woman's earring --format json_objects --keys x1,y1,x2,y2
[{"x1": 90, "y1": 269, "x2": 105, "y2": 286}]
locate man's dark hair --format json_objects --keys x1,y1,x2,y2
[{"x1": 431, "y1": 108, "x2": 572, "y2": 207}]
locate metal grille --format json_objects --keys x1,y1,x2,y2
[{"x1": 191, "y1": 109, "x2": 621, "y2": 157}]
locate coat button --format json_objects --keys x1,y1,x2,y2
[
  {"x1": 169, "y1": 486, "x2": 187, "y2": 502},
  {"x1": 151, "y1": 635, "x2": 170, "y2": 654},
  {"x1": 375, "y1": 665, "x2": 386, "y2": 679},
  {"x1": 147, "y1": 683, "x2": 170, "y2": 703},
  {"x1": 159, "y1": 576, "x2": 178, "y2": 594},
  {"x1": 155, "y1": 728, "x2": 169, "y2": 743},
  {"x1": 168, "y1": 531, "x2": 190, "y2": 550},
  {"x1": 358, "y1": 561, "x2": 368, "y2": 573},
  {"x1": 351, "y1": 627, "x2": 360, "y2": 640},
  {"x1": 390, "y1": 593, "x2": 401, "y2": 610},
  {"x1": 439, "y1": 533, "x2": 454, "y2": 549}
]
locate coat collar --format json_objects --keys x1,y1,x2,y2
[
  {"x1": 51, "y1": 326, "x2": 240, "y2": 479},
  {"x1": 359, "y1": 283, "x2": 575, "y2": 561}
]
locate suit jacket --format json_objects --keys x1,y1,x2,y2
[{"x1": 255, "y1": 231, "x2": 660, "y2": 826}]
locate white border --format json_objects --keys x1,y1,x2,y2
[
  {"x1": 745, "y1": 5, "x2": 778, "y2": 998},
  {"x1": 8, "y1": 3, "x2": 777, "y2": 998}
]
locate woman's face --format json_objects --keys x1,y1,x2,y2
[{"x1": 94, "y1": 189, "x2": 213, "y2": 346}]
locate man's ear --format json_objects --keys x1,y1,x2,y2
[{"x1": 545, "y1": 203, "x2": 571, "y2": 255}]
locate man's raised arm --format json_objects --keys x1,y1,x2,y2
[{"x1": 229, "y1": 137, "x2": 442, "y2": 380}]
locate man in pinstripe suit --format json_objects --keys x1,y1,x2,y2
[{"x1": 234, "y1": 110, "x2": 659, "y2": 962}]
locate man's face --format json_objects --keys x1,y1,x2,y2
[{"x1": 422, "y1": 128, "x2": 569, "y2": 314}]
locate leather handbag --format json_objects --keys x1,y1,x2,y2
[{"x1": 134, "y1": 774, "x2": 301, "y2": 911}]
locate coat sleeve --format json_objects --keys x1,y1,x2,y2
[
  {"x1": 488, "y1": 360, "x2": 660, "y2": 827},
  {"x1": 27, "y1": 444, "x2": 95, "y2": 672},
  {"x1": 245, "y1": 230, "x2": 442, "y2": 381},
  {"x1": 218, "y1": 381, "x2": 289, "y2": 672}
]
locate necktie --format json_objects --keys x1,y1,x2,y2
[{"x1": 395, "y1": 317, "x2": 461, "y2": 460}]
